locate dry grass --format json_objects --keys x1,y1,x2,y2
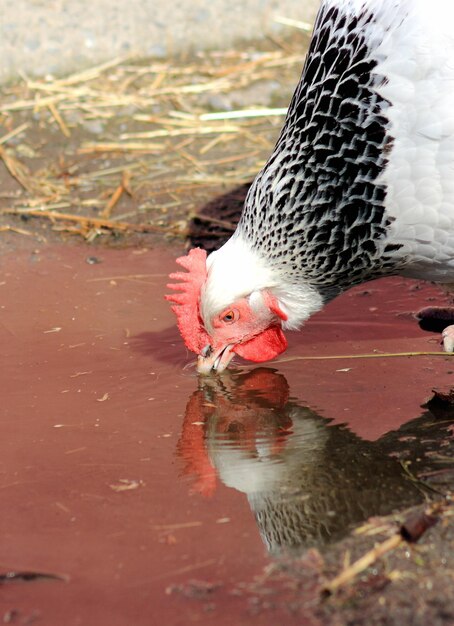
[{"x1": 0, "y1": 33, "x2": 309, "y2": 243}]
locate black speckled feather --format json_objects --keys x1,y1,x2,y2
[
  {"x1": 170, "y1": 0, "x2": 454, "y2": 370},
  {"x1": 238, "y1": 3, "x2": 402, "y2": 297}
]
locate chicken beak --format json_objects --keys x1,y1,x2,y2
[{"x1": 197, "y1": 344, "x2": 235, "y2": 375}]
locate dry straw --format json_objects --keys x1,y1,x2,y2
[{"x1": 0, "y1": 38, "x2": 307, "y2": 241}]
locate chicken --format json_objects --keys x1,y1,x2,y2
[
  {"x1": 167, "y1": 0, "x2": 454, "y2": 373},
  {"x1": 177, "y1": 369, "x2": 443, "y2": 553}
]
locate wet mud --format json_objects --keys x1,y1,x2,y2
[{"x1": 1, "y1": 241, "x2": 454, "y2": 625}]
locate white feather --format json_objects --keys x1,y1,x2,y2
[
  {"x1": 202, "y1": 0, "x2": 454, "y2": 331},
  {"x1": 202, "y1": 234, "x2": 324, "y2": 330},
  {"x1": 366, "y1": 0, "x2": 454, "y2": 280}
]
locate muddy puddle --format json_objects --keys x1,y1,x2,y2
[{"x1": 1, "y1": 242, "x2": 454, "y2": 625}]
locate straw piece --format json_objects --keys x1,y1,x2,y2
[
  {"x1": 0, "y1": 43, "x2": 308, "y2": 242},
  {"x1": 84, "y1": 164, "x2": 143, "y2": 179},
  {"x1": 190, "y1": 214, "x2": 236, "y2": 230},
  {"x1": 199, "y1": 108, "x2": 288, "y2": 121},
  {"x1": 0, "y1": 123, "x2": 29, "y2": 146},
  {"x1": 119, "y1": 125, "x2": 241, "y2": 140},
  {"x1": 0, "y1": 225, "x2": 33, "y2": 236},
  {"x1": 54, "y1": 57, "x2": 129, "y2": 87},
  {"x1": 0, "y1": 146, "x2": 40, "y2": 194},
  {"x1": 0, "y1": 94, "x2": 67, "y2": 113},
  {"x1": 48, "y1": 102, "x2": 71, "y2": 137},
  {"x1": 101, "y1": 171, "x2": 132, "y2": 218},
  {"x1": 323, "y1": 535, "x2": 403, "y2": 595},
  {"x1": 101, "y1": 185, "x2": 124, "y2": 219},
  {"x1": 274, "y1": 15, "x2": 313, "y2": 32},
  {"x1": 78, "y1": 142, "x2": 165, "y2": 153},
  {"x1": 274, "y1": 351, "x2": 454, "y2": 362},
  {"x1": 323, "y1": 501, "x2": 446, "y2": 595},
  {"x1": 1, "y1": 207, "x2": 184, "y2": 235}
]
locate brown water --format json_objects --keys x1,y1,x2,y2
[{"x1": 1, "y1": 243, "x2": 454, "y2": 625}]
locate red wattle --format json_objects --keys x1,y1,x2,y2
[{"x1": 233, "y1": 325, "x2": 287, "y2": 362}]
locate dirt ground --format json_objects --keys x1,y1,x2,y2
[
  {"x1": 0, "y1": 33, "x2": 311, "y2": 252},
  {"x1": 1, "y1": 35, "x2": 454, "y2": 626}
]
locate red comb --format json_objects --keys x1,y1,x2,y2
[
  {"x1": 177, "y1": 391, "x2": 217, "y2": 498},
  {"x1": 166, "y1": 248, "x2": 210, "y2": 354}
]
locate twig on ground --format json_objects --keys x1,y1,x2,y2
[
  {"x1": 323, "y1": 502, "x2": 446, "y2": 595},
  {"x1": 275, "y1": 352, "x2": 454, "y2": 363},
  {"x1": 1, "y1": 207, "x2": 184, "y2": 236}
]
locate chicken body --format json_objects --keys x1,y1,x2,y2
[{"x1": 168, "y1": 0, "x2": 454, "y2": 372}]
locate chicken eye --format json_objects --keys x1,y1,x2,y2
[{"x1": 221, "y1": 309, "x2": 239, "y2": 324}]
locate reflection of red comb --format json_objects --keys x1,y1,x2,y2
[
  {"x1": 165, "y1": 248, "x2": 210, "y2": 354},
  {"x1": 177, "y1": 391, "x2": 217, "y2": 498}
]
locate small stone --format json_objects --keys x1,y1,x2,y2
[{"x1": 86, "y1": 256, "x2": 102, "y2": 264}]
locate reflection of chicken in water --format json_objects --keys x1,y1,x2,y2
[{"x1": 177, "y1": 369, "x2": 426, "y2": 555}]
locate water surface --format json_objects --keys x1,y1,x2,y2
[{"x1": 1, "y1": 243, "x2": 454, "y2": 625}]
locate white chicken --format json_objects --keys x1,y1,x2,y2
[{"x1": 167, "y1": 0, "x2": 454, "y2": 372}]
